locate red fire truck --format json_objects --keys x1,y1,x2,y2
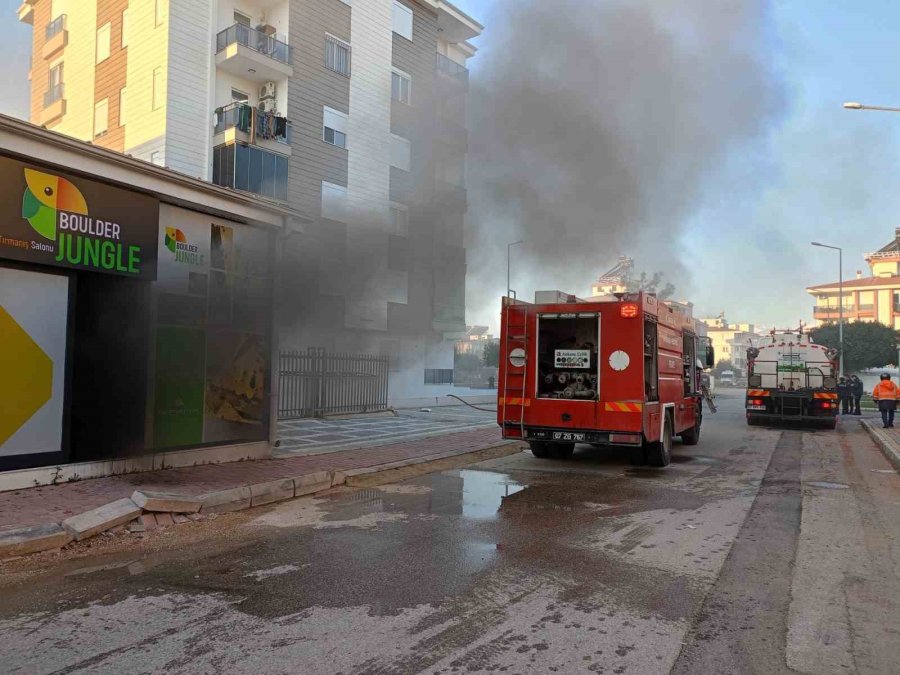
[{"x1": 497, "y1": 291, "x2": 715, "y2": 466}]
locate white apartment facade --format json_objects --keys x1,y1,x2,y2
[{"x1": 20, "y1": 0, "x2": 482, "y2": 405}]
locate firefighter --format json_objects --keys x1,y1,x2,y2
[
  {"x1": 837, "y1": 377, "x2": 850, "y2": 415},
  {"x1": 873, "y1": 373, "x2": 899, "y2": 429},
  {"x1": 850, "y1": 375, "x2": 864, "y2": 416}
]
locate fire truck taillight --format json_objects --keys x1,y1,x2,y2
[{"x1": 620, "y1": 304, "x2": 639, "y2": 318}]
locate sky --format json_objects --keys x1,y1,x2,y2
[{"x1": 4, "y1": 0, "x2": 900, "y2": 332}]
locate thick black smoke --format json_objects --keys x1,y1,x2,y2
[{"x1": 466, "y1": 0, "x2": 784, "y2": 322}]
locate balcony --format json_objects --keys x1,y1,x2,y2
[
  {"x1": 813, "y1": 305, "x2": 855, "y2": 318},
  {"x1": 213, "y1": 102, "x2": 292, "y2": 155},
  {"x1": 40, "y1": 83, "x2": 65, "y2": 125},
  {"x1": 212, "y1": 141, "x2": 289, "y2": 202},
  {"x1": 42, "y1": 14, "x2": 67, "y2": 59},
  {"x1": 435, "y1": 53, "x2": 468, "y2": 88},
  {"x1": 215, "y1": 24, "x2": 293, "y2": 82}
]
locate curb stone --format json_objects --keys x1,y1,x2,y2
[
  {"x1": 62, "y1": 498, "x2": 143, "y2": 541},
  {"x1": 199, "y1": 486, "x2": 252, "y2": 514},
  {"x1": 861, "y1": 419, "x2": 900, "y2": 471},
  {"x1": 249, "y1": 478, "x2": 295, "y2": 507},
  {"x1": 0, "y1": 523, "x2": 72, "y2": 558},
  {"x1": 131, "y1": 490, "x2": 202, "y2": 513},
  {"x1": 293, "y1": 470, "x2": 334, "y2": 497}
]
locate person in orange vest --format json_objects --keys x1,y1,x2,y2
[{"x1": 872, "y1": 373, "x2": 899, "y2": 428}]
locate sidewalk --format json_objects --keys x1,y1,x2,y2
[
  {"x1": 860, "y1": 418, "x2": 900, "y2": 471},
  {"x1": 0, "y1": 427, "x2": 515, "y2": 535}
]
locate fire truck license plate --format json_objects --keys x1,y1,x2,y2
[{"x1": 553, "y1": 432, "x2": 585, "y2": 441}]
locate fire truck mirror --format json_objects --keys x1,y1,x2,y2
[{"x1": 705, "y1": 344, "x2": 715, "y2": 368}]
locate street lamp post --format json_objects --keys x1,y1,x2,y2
[
  {"x1": 812, "y1": 241, "x2": 844, "y2": 377},
  {"x1": 507, "y1": 240, "x2": 524, "y2": 299}
]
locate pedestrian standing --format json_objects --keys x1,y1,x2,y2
[
  {"x1": 851, "y1": 375, "x2": 864, "y2": 415},
  {"x1": 837, "y1": 377, "x2": 850, "y2": 415},
  {"x1": 872, "y1": 373, "x2": 899, "y2": 429}
]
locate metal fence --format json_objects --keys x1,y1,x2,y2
[{"x1": 278, "y1": 348, "x2": 389, "y2": 419}]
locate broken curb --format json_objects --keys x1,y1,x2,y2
[
  {"x1": 62, "y1": 498, "x2": 143, "y2": 541},
  {"x1": 131, "y1": 490, "x2": 202, "y2": 513},
  {"x1": 0, "y1": 523, "x2": 72, "y2": 558}
]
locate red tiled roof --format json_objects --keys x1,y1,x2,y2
[{"x1": 807, "y1": 275, "x2": 900, "y2": 291}]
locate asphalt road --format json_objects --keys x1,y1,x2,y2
[{"x1": 2, "y1": 392, "x2": 900, "y2": 674}]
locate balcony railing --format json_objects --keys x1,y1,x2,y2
[
  {"x1": 436, "y1": 53, "x2": 468, "y2": 86},
  {"x1": 214, "y1": 102, "x2": 291, "y2": 144},
  {"x1": 44, "y1": 83, "x2": 64, "y2": 107},
  {"x1": 216, "y1": 24, "x2": 292, "y2": 64},
  {"x1": 813, "y1": 305, "x2": 855, "y2": 315},
  {"x1": 46, "y1": 14, "x2": 66, "y2": 40}
]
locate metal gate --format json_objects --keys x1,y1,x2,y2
[{"x1": 278, "y1": 348, "x2": 390, "y2": 419}]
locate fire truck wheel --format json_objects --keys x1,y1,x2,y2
[
  {"x1": 529, "y1": 441, "x2": 552, "y2": 459},
  {"x1": 681, "y1": 419, "x2": 701, "y2": 446},
  {"x1": 551, "y1": 443, "x2": 575, "y2": 459},
  {"x1": 646, "y1": 417, "x2": 673, "y2": 467}
]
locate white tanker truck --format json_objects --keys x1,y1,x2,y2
[{"x1": 745, "y1": 328, "x2": 839, "y2": 428}]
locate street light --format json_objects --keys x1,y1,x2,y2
[
  {"x1": 811, "y1": 241, "x2": 844, "y2": 377},
  {"x1": 507, "y1": 240, "x2": 524, "y2": 299},
  {"x1": 843, "y1": 101, "x2": 900, "y2": 113}
]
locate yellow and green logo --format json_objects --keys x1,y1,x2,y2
[
  {"x1": 21, "y1": 168, "x2": 88, "y2": 241},
  {"x1": 164, "y1": 227, "x2": 187, "y2": 253}
]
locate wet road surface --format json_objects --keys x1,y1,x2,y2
[{"x1": 2, "y1": 393, "x2": 900, "y2": 673}]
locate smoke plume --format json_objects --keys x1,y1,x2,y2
[{"x1": 466, "y1": 0, "x2": 784, "y2": 323}]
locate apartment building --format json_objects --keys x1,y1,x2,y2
[
  {"x1": 808, "y1": 228, "x2": 900, "y2": 330},
  {"x1": 19, "y1": 0, "x2": 481, "y2": 405},
  {"x1": 701, "y1": 316, "x2": 758, "y2": 374}
]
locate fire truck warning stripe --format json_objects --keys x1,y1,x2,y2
[
  {"x1": 499, "y1": 397, "x2": 531, "y2": 407},
  {"x1": 813, "y1": 392, "x2": 838, "y2": 399},
  {"x1": 604, "y1": 402, "x2": 643, "y2": 413}
]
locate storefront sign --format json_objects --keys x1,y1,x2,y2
[
  {"x1": 0, "y1": 156, "x2": 159, "y2": 279},
  {"x1": 0, "y1": 268, "x2": 68, "y2": 458}
]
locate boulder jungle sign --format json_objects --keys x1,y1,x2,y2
[{"x1": 0, "y1": 156, "x2": 158, "y2": 280}]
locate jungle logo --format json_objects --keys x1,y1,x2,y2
[
  {"x1": 164, "y1": 227, "x2": 205, "y2": 265},
  {"x1": 21, "y1": 169, "x2": 88, "y2": 241}
]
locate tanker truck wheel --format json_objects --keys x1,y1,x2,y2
[
  {"x1": 646, "y1": 417, "x2": 673, "y2": 467},
  {"x1": 529, "y1": 441, "x2": 552, "y2": 459}
]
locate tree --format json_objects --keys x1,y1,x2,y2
[
  {"x1": 454, "y1": 351, "x2": 482, "y2": 372},
  {"x1": 624, "y1": 271, "x2": 676, "y2": 300},
  {"x1": 809, "y1": 321, "x2": 900, "y2": 372},
  {"x1": 482, "y1": 340, "x2": 500, "y2": 368}
]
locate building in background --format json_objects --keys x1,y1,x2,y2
[
  {"x1": 808, "y1": 228, "x2": 900, "y2": 329},
  {"x1": 455, "y1": 325, "x2": 493, "y2": 357},
  {"x1": 591, "y1": 256, "x2": 633, "y2": 297},
  {"x1": 702, "y1": 315, "x2": 758, "y2": 374},
  {"x1": 18, "y1": 0, "x2": 481, "y2": 406}
]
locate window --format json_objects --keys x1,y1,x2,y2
[
  {"x1": 323, "y1": 106, "x2": 348, "y2": 148},
  {"x1": 325, "y1": 35, "x2": 351, "y2": 76},
  {"x1": 152, "y1": 66, "x2": 164, "y2": 110},
  {"x1": 234, "y1": 10, "x2": 252, "y2": 26},
  {"x1": 49, "y1": 61, "x2": 63, "y2": 89},
  {"x1": 389, "y1": 203, "x2": 408, "y2": 235},
  {"x1": 321, "y1": 181, "x2": 348, "y2": 222},
  {"x1": 121, "y1": 9, "x2": 129, "y2": 47},
  {"x1": 392, "y1": 1, "x2": 413, "y2": 41},
  {"x1": 390, "y1": 134, "x2": 411, "y2": 171},
  {"x1": 94, "y1": 98, "x2": 108, "y2": 137},
  {"x1": 424, "y1": 369, "x2": 453, "y2": 385},
  {"x1": 212, "y1": 143, "x2": 289, "y2": 201},
  {"x1": 96, "y1": 23, "x2": 111, "y2": 63},
  {"x1": 119, "y1": 88, "x2": 126, "y2": 126},
  {"x1": 391, "y1": 69, "x2": 411, "y2": 104},
  {"x1": 231, "y1": 88, "x2": 249, "y2": 103},
  {"x1": 155, "y1": 0, "x2": 163, "y2": 27}
]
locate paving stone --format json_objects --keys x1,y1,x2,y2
[
  {"x1": 131, "y1": 491, "x2": 202, "y2": 514},
  {"x1": 0, "y1": 523, "x2": 72, "y2": 557},
  {"x1": 154, "y1": 513, "x2": 175, "y2": 527},
  {"x1": 172, "y1": 514, "x2": 191, "y2": 524},
  {"x1": 62, "y1": 498, "x2": 142, "y2": 541}
]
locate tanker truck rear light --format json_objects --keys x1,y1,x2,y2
[
  {"x1": 620, "y1": 304, "x2": 639, "y2": 318},
  {"x1": 610, "y1": 433, "x2": 641, "y2": 445}
]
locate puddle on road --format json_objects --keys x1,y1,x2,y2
[
  {"x1": 807, "y1": 481, "x2": 850, "y2": 490},
  {"x1": 458, "y1": 470, "x2": 526, "y2": 519}
]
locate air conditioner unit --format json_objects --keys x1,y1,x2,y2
[
  {"x1": 257, "y1": 23, "x2": 277, "y2": 36},
  {"x1": 259, "y1": 81, "x2": 277, "y2": 100},
  {"x1": 258, "y1": 98, "x2": 278, "y2": 114}
]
